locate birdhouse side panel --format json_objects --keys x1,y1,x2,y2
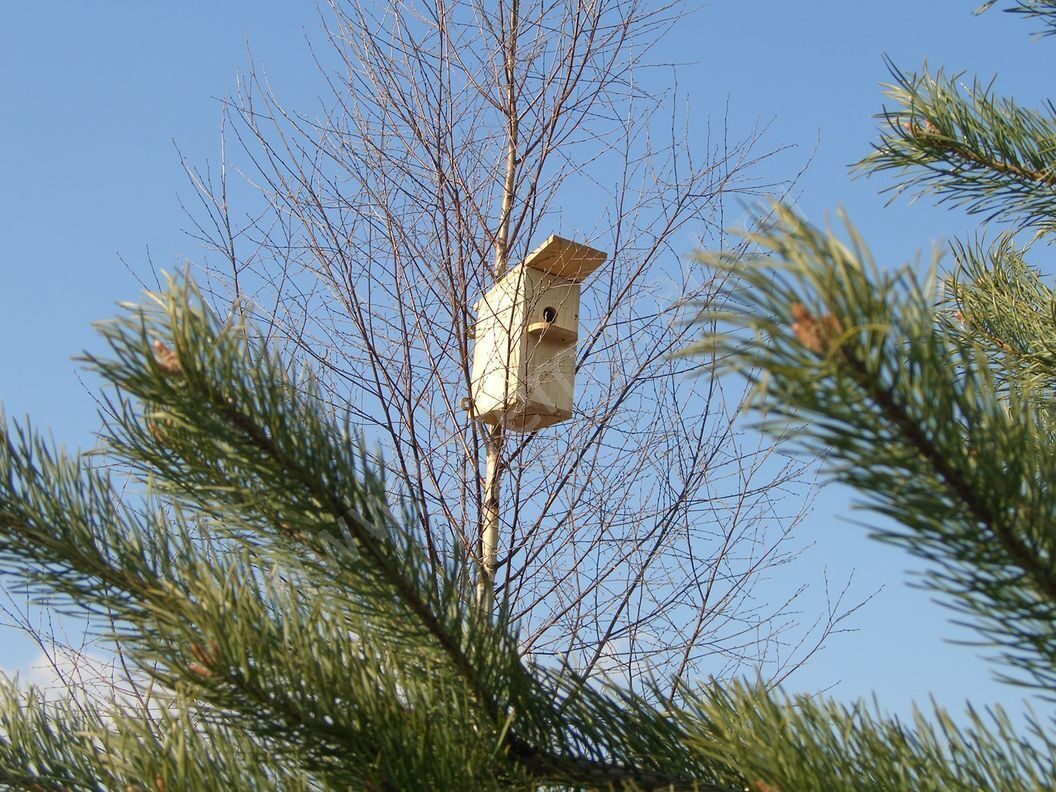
[
  {"x1": 470, "y1": 278, "x2": 527, "y2": 424},
  {"x1": 519, "y1": 270, "x2": 578, "y2": 424}
]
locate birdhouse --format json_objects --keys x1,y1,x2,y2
[{"x1": 468, "y1": 235, "x2": 607, "y2": 432}]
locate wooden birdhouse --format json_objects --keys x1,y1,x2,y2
[{"x1": 468, "y1": 235, "x2": 607, "y2": 432}]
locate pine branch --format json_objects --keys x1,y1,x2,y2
[
  {"x1": 681, "y1": 679, "x2": 1056, "y2": 791},
  {"x1": 6, "y1": 255, "x2": 1055, "y2": 788},
  {"x1": 0, "y1": 677, "x2": 315, "y2": 791},
  {"x1": 210, "y1": 386, "x2": 503, "y2": 728},
  {"x1": 688, "y1": 204, "x2": 1056, "y2": 692},
  {"x1": 0, "y1": 272, "x2": 734, "y2": 790},
  {"x1": 0, "y1": 683, "x2": 109, "y2": 790},
  {"x1": 977, "y1": 0, "x2": 1056, "y2": 35},
  {"x1": 858, "y1": 60, "x2": 1056, "y2": 233},
  {"x1": 833, "y1": 327, "x2": 1056, "y2": 608},
  {"x1": 945, "y1": 236, "x2": 1056, "y2": 394},
  {"x1": 505, "y1": 736, "x2": 727, "y2": 792}
]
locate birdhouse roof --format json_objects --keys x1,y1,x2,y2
[{"x1": 519, "y1": 235, "x2": 607, "y2": 282}]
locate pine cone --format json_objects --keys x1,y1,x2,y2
[
  {"x1": 152, "y1": 340, "x2": 181, "y2": 376},
  {"x1": 790, "y1": 303, "x2": 843, "y2": 356}
]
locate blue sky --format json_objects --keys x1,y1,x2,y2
[{"x1": 1, "y1": 2, "x2": 1053, "y2": 725}]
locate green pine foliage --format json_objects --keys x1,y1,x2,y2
[
  {"x1": 860, "y1": 58, "x2": 1056, "y2": 232},
  {"x1": 6, "y1": 2, "x2": 1056, "y2": 790},
  {"x1": 0, "y1": 275, "x2": 736, "y2": 790},
  {"x1": 679, "y1": 2, "x2": 1056, "y2": 789},
  {"x1": 685, "y1": 681, "x2": 1056, "y2": 791},
  {"x1": 3, "y1": 273, "x2": 1055, "y2": 789},
  {"x1": 976, "y1": 1, "x2": 1056, "y2": 35},
  {"x1": 689, "y1": 207, "x2": 1056, "y2": 693}
]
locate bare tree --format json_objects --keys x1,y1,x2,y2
[{"x1": 182, "y1": 0, "x2": 848, "y2": 697}]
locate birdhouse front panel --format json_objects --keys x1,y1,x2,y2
[
  {"x1": 514, "y1": 269, "x2": 579, "y2": 429},
  {"x1": 525, "y1": 278, "x2": 579, "y2": 345},
  {"x1": 519, "y1": 335, "x2": 576, "y2": 429}
]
